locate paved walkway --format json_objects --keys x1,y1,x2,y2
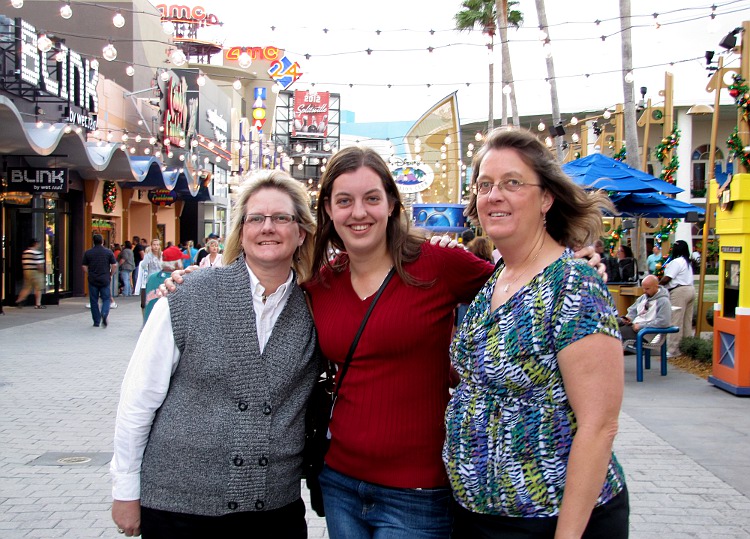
[{"x1": 1, "y1": 298, "x2": 749, "y2": 538}]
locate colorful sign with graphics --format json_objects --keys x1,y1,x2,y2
[
  {"x1": 268, "y1": 56, "x2": 302, "y2": 90},
  {"x1": 148, "y1": 188, "x2": 178, "y2": 206},
  {"x1": 391, "y1": 162, "x2": 434, "y2": 194},
  {"x1": 292, "y1": 91, "x2": 328, "y2": 138},
  {"x1": 7, "y1": 167, "x2": 68, "y2": 193},
  {"x1": 159, "y1": 72, "x2": 189, "y2": 148},
  {"x1": 226, "y1": 46, "x2": 281, "y2": 63},
  {"x1": 412, "y1": 204, "x2": 467, "y2": 233}
]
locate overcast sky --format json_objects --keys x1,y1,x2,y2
[{"x1": 201, "y1": 0, "x2": 750, "y2": 124}]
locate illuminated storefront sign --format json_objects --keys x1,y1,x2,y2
[
  {"x1": 269, "y1": 56, "x2": 302, "y2": 90},
  {"x1": 13, "y1": 18, "x2": 99, "y2": 113},
  {"x1": 159, "y1": 72, "x2": 188, "y2": 147},
  {"x1": 148, "y1": 188, "x2": 178, "y2": 206},
  {"x1": 225, "y1": 46, "x2": 281, "y2": 62},
  {"x1": 206, "y1": 109, "x2": 227, "y2": 146},
  {"x1": 8, "y1": 167, "x2": 69, "y2": 193},
  {"x1": 292, "y1": 91, "x2": 328, "y2": 138},
  {"x1": 156, "y1": 4, "x2": 221, "y2": 25}
]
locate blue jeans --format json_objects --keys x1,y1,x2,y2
[
  {"x1": 89, "y1": 283, "x2": 111, "y2": 325},
  {"x1": 319, "y1": 465, "x2": 452, "y2": 539},
  {"x1": 119, "y1": 269, "x2": 133, "y2": 296}
]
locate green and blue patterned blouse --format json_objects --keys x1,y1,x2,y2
[{"x1": 443, "y1": 249, "x2": 627, "y2": 517}]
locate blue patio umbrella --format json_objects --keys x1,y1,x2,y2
[
  {"x1": 563, "y1": 153, "x2": 683, "y2": 195},
  {"x1": 608, "y1": 192, "x2": 705, "y2": 219}
]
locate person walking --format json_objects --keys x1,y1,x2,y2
[
  {"x1": 111, "y1": 171, "x2": 318, "y2": 538},
  {"x1": 82, "y1": 234, "x2": 117, "y2": 328},
  {"x1": 15, "y1": 238, "x2": 46, "y2": 309},
  {"x1": 198, "y1": 239, "x2": 223, "y2": 268},
  {"x1": 118, "y1": 241, "x2": 136, "y2": 297},
  {"x1": 137, "y1": 239, "x2": 163, "y2": 320}
]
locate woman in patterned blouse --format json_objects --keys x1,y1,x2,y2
[{"x1": 444, "y1": 129, "x2": 629, "y2": 538}]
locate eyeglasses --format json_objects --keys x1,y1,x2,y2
[
  {"x1": 474, "y1": 179, "x2": 542, "y2": 195},
  {"x1": 243, "y1": 213, "x2": 297, "y2": 227}
]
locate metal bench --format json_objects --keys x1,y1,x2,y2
[{"x1": 623, "y1": 326, "x2": 679, "y2": 382}]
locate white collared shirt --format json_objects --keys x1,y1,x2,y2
[{"x1": 110, "y1": 263, "x2": 294, "y2": 501}]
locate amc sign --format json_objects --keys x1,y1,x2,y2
[{"x1": 8, "y1": 167, "x2": 69, "y2": 193}]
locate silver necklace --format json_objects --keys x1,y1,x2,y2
[{"x1": 499, "y1": 234, "x2": 546, "y2": 293}]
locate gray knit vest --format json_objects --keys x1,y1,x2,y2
[{"x1": 140, "y1": 257, "x2": 318, "y2": 516}]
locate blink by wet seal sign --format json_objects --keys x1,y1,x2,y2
[{"x1": 7, "y1": 167, "x2": 68, "y2": 193}]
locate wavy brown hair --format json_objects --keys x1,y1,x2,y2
[
  {"x1": 311, "y1": 146, "x2": 426, "y2": 286},
  {"x1": 223, "y1": 170, "x2": 315, "y2": 282},
  {"x1": 465, "y1": 128, "x2": 614, "y2": 248}
]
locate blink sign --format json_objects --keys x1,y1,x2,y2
[
  {"x1": 8, "y1": 167, "x2": 69, "y2": 193},
  {"x1": 10, "y1": 18, "x2": 99, "y2": 125}
]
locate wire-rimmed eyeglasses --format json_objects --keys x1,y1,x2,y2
[
  {"x1": 474, "y1": 179, "x2": 542, "y2": 195},
  {"x1": 242, "y1": 213, "x2": 297, "y2": 227}
]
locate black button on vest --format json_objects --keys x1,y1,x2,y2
[
  {"x1": 262, "y1": 402, "x2": 272, "y2": 415},
  {"x1": 255, "y1": 499, "x2": 265, "y2": 510},
  {"x1": 258, "y1": 456, "x2": 268, "y2": 467},
  {"x1": 238, "y1": 401, "x2": 248, "y2": 411},
  {"x1": 227, "y1": 501, "x2": 238, "y2": 510},
  {"x1": 233, "y1": 456, "x2": 243, "y2": 466}
]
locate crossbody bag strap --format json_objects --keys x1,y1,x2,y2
[{"x1": 333, "y1": 266, "x2": 395, "y2": 399}]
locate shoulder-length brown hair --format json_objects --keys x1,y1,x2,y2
[
  {"x1": 223, "y1": 169, "x2": 315, "y2": 282},
  {"x1": 465, "y1": 128, "x2": 614, "y2": 248},
  {"x1": 311, "y1": 146, "x2": 425, "y2": 285}
]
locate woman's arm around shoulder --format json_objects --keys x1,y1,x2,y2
[{"x1": 424, "y1": 241, "x2": 495, "y2": 303}]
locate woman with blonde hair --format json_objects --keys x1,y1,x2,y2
[
  {"x1": 111, "y1": 170, "x2": 318, "y2": 538},
  {"x1": 199, "y1": 239, "x2": 223, "y2": 268}
]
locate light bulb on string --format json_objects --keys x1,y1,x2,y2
[
  {"x1": 149, "y1": 137, "x2": 156, "y2": 145},
  {"x1": 90, "y1": 58, "x2": 99, "y2": 70},
  {"x1": 129, "y1": 147, "x2": 136, "y2": 154},
  {"x1": 103, "y1": 43, "x2": 117, "y2": 62},
  {"x1": 162, "y1": 20, "x2": 175, "y2": 34},
  {"x1": 121, "y1": 132, "x2": 129, "y2": 142},
  {"x1": 537, "y1": 121, "x2": 546, "y2": 132},
  {"x1": 160, "y1": 70, "x2": 170, "y2": 82},
  {"x1": 54, "y1": 49, "x2": 65, "y2": 62},
  {"x1": 238, "y1": 50, "x2": 252, "y2": 69},
  {"x1": 572, "y1": 133, "x2": 580, "y2": 143},
  {"x1": 59, "y1": 2, "x2": 72, "y2": 19},
  {"x1": 126, "y1": 65, "x2": 135, "y2": 76},
  {"x1": 170, "y1": 48, "x2": 186, "y2": 66},
  {"x1": 603, "y1": 109, "x2": 612, "y2": 120},
  {"x1": 11, "y1": 0, "x2": 23, "y2": 8},
  {"x1": 502, "y1": 84, "x2": 512, "y2": 95},
  {"x1": 135, "y1": 135, "x2": 142, "y2": 143},
  {"x1": 233, "y1": 79, "x2": 242, "y2": 91},
  {"x1": 444, "y1": 136, "x2": 451, "y2": 145},
  {"x1": 570, "y1": 116, "x2": 579, "y2": 126},
  {"x1": 543, "y1": 42, "x2": 552, "y2": 59},
  {"x1": 474, "y1": 132, "x2": 483, "y2": 142},
  {"x1": 112, "y1": 11, "x2": 125, "y2": 28},
  {"x1": 37, "y1": 34, "x2": 53, "y2": 53},
  {"x1": 196, "y1": 73, "x2": 206, "y2": 86},
  {"x1": 624, "y1": 71, "x2": 634, "y2": 84},
  {"x1": 271, "y1": 84, "x2": 280, "y2": 94}
]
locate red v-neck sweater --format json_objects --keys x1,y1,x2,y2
[{"x1": 303, "y1": 243, "x2": 494, "y2": 488}]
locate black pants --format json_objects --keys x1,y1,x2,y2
[
  {"x1": 141, "y1": 498, "x2": 307, "y2": 539},
  {"x1": 451, "y1": 487, "x2": 629, "y2": 539}
]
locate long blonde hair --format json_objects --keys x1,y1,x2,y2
[{"x1": 222, "y1": 170, "x2": 315, "y2": 282}]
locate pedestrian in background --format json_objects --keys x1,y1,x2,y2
[
  {"x1": 15, "y1": 238, "x2": 46, "y2": 309},
  {"x1": 118, "y1": 241, "x2": 136, "y2": 297},
  {"x1": 142, "y1": 246, "x2": 189, "y2": 324},
  {"x1": 646, "y1": 244, "x2": 663, "y2": 275},
  {"x1": 111, "y1": 171, "x2": 318, "y2": 538},
  {"x1": 199, "y1": 239, "x2": 223, "y2": 268},
  {"x1": 182, "y1": 240, "x2": 198, "y2": 265},
  {"x1": 446, "y1": 128, "x2": 628, "y2": 538},
  {"x1": 137, "y1": 239, "x2": 162, "y2": 318},
  {"x1": 660, "y1": 239, "x2": 695, "y2": 357},
  {"x1": 82, "y1": 234, "x2": 117, "y2": 328}
]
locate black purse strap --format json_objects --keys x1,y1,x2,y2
[{"x1": 333, "y1": 266, "x2": 395, "y2": 399}]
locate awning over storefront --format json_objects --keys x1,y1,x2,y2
[{"x1": 0, "y1": 96, "x2": 210, "y2": 201}]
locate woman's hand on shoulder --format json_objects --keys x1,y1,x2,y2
[
  {"x1": 429, "y1": 234, "x2": 461, "y2": 249},
  {"x1": 155, "y1": 265, "x2": 198, "y2": 297},
  {"x1": 573, "y1": 245, "x2": 606, "y2": 282}
]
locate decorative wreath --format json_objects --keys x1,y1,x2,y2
[
  {"x1": 653, "y1": 218, "x2": 679, "y2": 245},
  {"x1": 103, "y1": 181, "x2": 117, "y2": 214},
  {"x1": 654, "y1": 123, "x2": 680, "y2": 184},
  {"x1": 728, "y1": 74, "x2": 750, "y2": 122},
  {"x1": 727, "y1": 127, "x2": 750, "y2": 170}
]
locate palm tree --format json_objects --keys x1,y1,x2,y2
[
  {"x1": 455, "y1": 0, "x2": 523, "y2": 129},
  {"x1": 496, "y1": 0, "x2": 523, "y2": 127},
  {"x1": 534, "y1": 0, "x2": 563, "y2": 159}
]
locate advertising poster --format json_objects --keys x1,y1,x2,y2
[{"x1": 293, "y1": 91, "x2": 329, "y2": 137}]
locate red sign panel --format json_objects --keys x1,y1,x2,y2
[{"x1": 293, "y1": 91, "x2": 329, "y2": 138}]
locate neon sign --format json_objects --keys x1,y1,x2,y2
[
  {"x1": 156, "y1": 4, "x2": 221, "y2": 25},
  {"x1": 15, "y1": 18, "x2": 99, "y2": 113},
  {"x1": 225, "y1": 46, "x2": 281, "y2": 62}
]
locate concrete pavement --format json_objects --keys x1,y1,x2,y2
[{"x1": 1, "y1": 297, "x2": 749, "y2": 538}]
